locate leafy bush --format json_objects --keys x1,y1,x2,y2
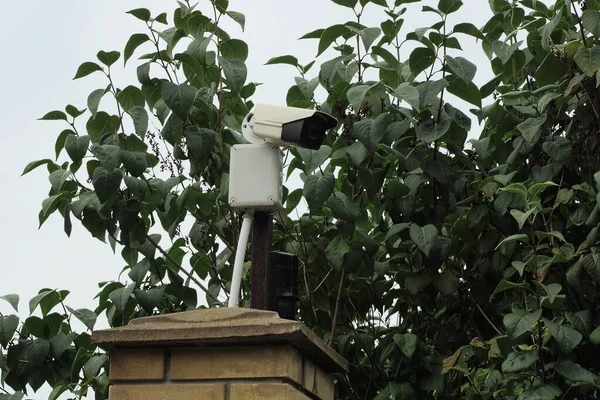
[{"x1": 5, "y1": 0, "x2": 600, "y2": 398}]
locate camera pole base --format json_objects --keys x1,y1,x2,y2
[{"x1": 250, "y1": 210, "x2": 272, "y2": 309}]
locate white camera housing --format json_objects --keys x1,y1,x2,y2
[
  {"x1": 228, "y1": 144, "x2": 283, "y2": 211},
  {"x1": 241, "y1": 104, "x2": 337, "y2": 150}
]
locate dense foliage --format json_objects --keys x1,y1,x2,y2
[{"x1": 6, "y1": 0, "x2": 600, "y2": 398}]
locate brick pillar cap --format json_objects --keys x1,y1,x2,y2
[{"x1": 92, "y1": 308, "x2": 348, "y2": 373}]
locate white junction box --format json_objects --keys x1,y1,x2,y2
[{"x1": 228, "y1": 144, "x2": 284, "y2": 211}]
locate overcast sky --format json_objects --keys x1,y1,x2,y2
[{"x1": 0, "y1": 0, "x2": 492, "y2": 397}]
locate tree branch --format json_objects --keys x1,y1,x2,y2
[
  {"x1": 328, "y1": 268, "x2": 345, "y2": 347},
  {"x1": 146, "y1": 233, "x2": 220, "y2": 303}
]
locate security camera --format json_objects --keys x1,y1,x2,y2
[{"x1": 241, "y1": 104, "x2": 338, "y2": 150}]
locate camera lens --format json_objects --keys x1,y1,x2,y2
[{"x1": 307, "y1": 124, "x2": 320, "y2": 141}]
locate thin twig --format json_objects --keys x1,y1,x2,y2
[
  {"x1": 146, "y1": 233, "x2": 220, "y2": 303},
  {"x1": 472, "y1": 296, "x2": 503, "y2": 336},
  {"x1": 328, "y1": 268, "x2": 345, "y2": 347}
]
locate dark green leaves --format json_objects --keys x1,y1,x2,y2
[
  {"x1": 124, "y1": 33, "x2": 150, "y2": 65},
  {"x1": 409, "y1": 224, "x2": 438, "y2": 256},
  {"x1": 504, "y1": 309, "x2": 543, "y2": 339},
  {"x1": 517, "y1": 114, "x2": 546, "y2": 143},
  {"x1": 444, "y1": 55, "x2": 476, "y2": 84},
  {"x1": 418, "y1": 115, "x2": 451, "y2": 143},
  {"x1": 583, "y1": 10, "x2": 600, "y2": 37},
  {"x1": 22, "y1": 339, "x2": 50, "y2": 366},
  {"x1": 265, "y1": 55, "x2": 299, "y2": 67},
  {"x1": 65, "y1": 135, "x2": 90, "y2": 163},
  {"x1": 501, "y1": 350, "x2": 539, "y2": 373},
  {"x1": 127, "y1": 8, "x2": 151, "y2": 22},
  {"x1": 574, "y1": 46, "x2": 600, "y2": 76},
  {"x1": 92, "y1": 167, "x2": 124, "y2": 203},
  {"x1": 394, "y1": 333, "x2": 418, "y2": 358},
  {"x1": 219, "y1": 57, "x2": 247, "y2": 93},
  {"x1": 554, "y1": 361, "x2": 600, "y2": 387},
  {"x1": 438, "y1": 0, "x2": 463, "y2": 14},
  {"x1": 39, "y1": 110, "x2": 68, "y2": 121},
  {"x1": 161, "y1": 82, "x2": 197, "y2": 120},
  {"x1": 0, "y1": 315, "x2": 19, "y2": 348},
  {"x1": 325, "y1": 236, "x2": 351, "y2": 270},
  {"x1": 409, "y1": 47, "x2": 436, "y2": 77},
  {"x1": 303, "y1": 173, "x2": 335, "y2": 210},
  {"x1": 97, "y1": 50, "x2": 121, "y2": 67},
  {"x1": 73, "y1": 62, "x2": 103, "y2": 79},
  {"x1": 67, "y1": 307, "x2": 97, "y2": 331},
  {"x1": 318, "y1": 25, "x2": 350, "y2": 56},
  {"x1": 329, "y1": 192, "x2": 360, "y2": 222},
  {"x1": 0, "y1": 294, "x2": 18, "y2": 312}
]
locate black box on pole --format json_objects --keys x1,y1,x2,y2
[{"x1": 266, "y1": 251, "x2": 299, "y2": 320}]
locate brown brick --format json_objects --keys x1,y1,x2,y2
[
  {"x1": 229, "y1": 383, "x2": 310, "y2": 400},
  {"x1": 171, "y1": 345, "x2": 302, "y2": 384},
  {"x1": 109, "y1": 349, "x2": 164, "y2": 381},
  {"x1": 303, "y1": 358, "x2": 334, "y2": 400},
  {"x1": 109, "y1": 383, "x2": 225, "y2": 400}
]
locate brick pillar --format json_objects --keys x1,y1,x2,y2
[{"x1": 92, "y1": 308, "x2": 348, "y2": 400}]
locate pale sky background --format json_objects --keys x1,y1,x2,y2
[{"x1": 0, "y1": 0, "x2": 494, "y2": 397}]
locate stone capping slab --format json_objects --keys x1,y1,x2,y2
[{"x1": 92, "y1": 308, "x2": 348, "y2": 374}]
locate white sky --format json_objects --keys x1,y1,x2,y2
[{"x1": 0, "y1": 0, "x2": 493, "y2": 397}]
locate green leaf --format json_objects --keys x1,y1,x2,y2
[
  {"x1": 583, "y1": 10, "x2": 600, "y2": 37},
  {"x1": 529, "y1": 181, "x2": 558, "y2": 196},
  {"x1": 124, "y1": 33, "x2": 150, "y2": 65},
  {"x1": 554, "y1": 360, "x2": 600, "y2": 387},
  {"x1": 574, "y1": 46, "x2": 600, "y2": 76},
  {"x1": 40, "y1": 110, "x2": 68, "y2": 121},
  {"x1": 91, "y1": 144, "x2": 121, "y2": 171},
  {"x1": 329, "y1": 192, "x2": 360, "y2": 222},
  {"x1": 504, "y1": 309, "x2": 542, "y2": 339},
  {"x1": 453, "y1": 22, "x2": 485, "y2": 40},
  {"x1": 331, "y1": 0, "x2": 358, "y2": 7},
  {"x1": 495, "y1": 234, "x2": 529, "y2": 249},
  {"x1": 433, "y1": 270, "x2": 460, "y2": 296},
  {"x1": 409, "y1": 47, "x2": 436, "y2": 77},
  {"x1": 325, "y1": 236, "x2": 351, "y2": 270},
  {"x1": 219, "y1": 58, "x2": 247, "y2": 94},
  {"x1": 501, "y1": 350, "x2": 539, "y2": 373},
  {"x1": 0, "y1": 315, "x2": 19, "y2": 348},
  {"x1": 65, "y1": 134, "x2": 90, "y2": 163},
  {"x1": 303, "y1": 173, "x2": 335, "y2": 210},
  {"x1": 444, "y1": 55, "x2": 476, "y2": 84},
  {"x1": 409, "y1": 224, "x2": 438, "y2": 256},
  {"x1": 297, "y1": 145, "x2": 332, "y2": 174},
  {"x1": 265, "y1": 55, "x2": 299, "y2": 67},
  {"x1": 226, "y1": 11, "x2": 246, "y2": 31},
  {"x1": 128, "y1": 106, "x2": 149, "y2": 138},
  {"x1": 108, "y1": 284, "x2": 135, "y2": 314},
  {"x1": 127, "y1": 8, "x2": 151, "y2": 22},
  {"x1": 0, "y1": 294, "x2": 18, "y2": 312},
  {"x1": 97, "y1": 50, "x2": 121, "y2": 67},
  {"x1": 66, "y1": 307, "x2": 97, "y2": 331},
  {"x1": 394, "y1": 333, "x2": 418, "y2": 358},
  {"x1": 221, "y1": 39, "x2": 249, "y2": 61},
  {"x1": 391, "y1": 82, "x2": 420, "y2": 111},
  {"x1": 29, "y1": 290, "x2": 54, "y2": 314},
  {"x1": 73, "y1": 62, "x2": 103, "y2": 79},
  {"x1": 590, "y1": 325, "x2": 600, "y2": 345},
  {"x1": 538, "y1": 9, "x2": 562, "y2": 52},
  {"x1": 418, "y1": 116, "x2": 451, "y2": 143},
  {"x1": 510, "y1": 208, "x2": 535, "y2": 230},
  {"x1": 117, "y1": 85, "x2": 145, "y2": 111},
  {"x1": 359, "y1": 27, "x2": 382, "y2": 51},
  {"x1": 83, "y1": 354, "x2": 108, "y2": 378},
  {"x1": 546, "y1": 320, "x2": 582, "y2": 354},
  {"x1": 22, "y1": 159, "x2": 54, "y2": 176},
  {"x1": 185, "y1": 126, "x2": 216, "y2": 164},
  {"x1": 49, "y1": 332, "x2": 76, "y2": 358},
  {"x1": 347, "y1": 84, "x2": 373, "y2": 113},
  {"x1": 121, "y1": 151, "x2": 148, "y2": 177},
  {"x1": 490, "y1": 280, "x2": 529, "y2": 299},
  {"x1": 318, "y1": 25, "x2": 350, "y2": 56},
  {"x1": 517, "y1": 114, "x2": 546, "y2": 143},
  {"x1": 161, "y1": 82, "x2": 197, "y2": 120},
  {"x1": 438, "y1": 0, "x2": 463, "y2": 14},
  {"x1": 22, "y1": 338, "x2": 50, "y2": 366},
  {"x1": 92, "y1": 167, "x2": 124, "y2": 203},
  {"x1": 87, "y1": 88, "x2": 107, "y2": 117},
  {"x1": 86, "y1": 112, "x2": 120, "y2": 143},
  {"x1": 517, "y1": 385, "x2": 562, "y2": 400}
]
